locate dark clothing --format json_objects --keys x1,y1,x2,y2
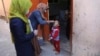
[
  {"x1": 29, "y1": 10, "x2": 47, "y2": 30},
  {"x1": 10, "y1": 17, "x2": 35, "y2": 56}
]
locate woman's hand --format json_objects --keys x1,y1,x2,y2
[
  {"x1": 47, "y1": 20, "x2": 55, "y2": 23},
  {"x1": 33, "y1": 30, "x2": 38, "y2": 36}
]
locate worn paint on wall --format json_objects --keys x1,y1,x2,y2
[{"x1": 72, "y1": 0, "x2": 100, "y2": 56}]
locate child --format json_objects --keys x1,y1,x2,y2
[{"x1": 50, "y1": 20, "x2": 60, "y2": 54}]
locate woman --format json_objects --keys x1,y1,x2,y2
[
  {"x1": 29, "y1": 3, "x2": 54, "y2": 56},
  {"x1": 9, "y1": 0, "x2": 35, "y2": 56},
  {"x1": 29, "y1": 3, "x2": 49, "y2": 30}
]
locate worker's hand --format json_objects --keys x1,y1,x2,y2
[{"x1": 47, "y1": 20, "x2": 55, "y2": 23}]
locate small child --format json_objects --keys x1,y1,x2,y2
[{"x1": 50, "y1": 20, "x2": 60, "y2": 54}]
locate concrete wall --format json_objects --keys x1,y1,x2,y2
[
  {"x1": 0, "y1": 0, "x2": 11, "y2": 16},
  {"x1": 72, "y1": 0, "x2": 100, "y2": 56}
]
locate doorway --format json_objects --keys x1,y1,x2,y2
[{"x1": 48, "y1": 0, "x2": 72, "y2": 55}]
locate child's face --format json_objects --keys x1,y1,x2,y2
[{"x1": 53, "y1": 21, "x2": 59, "y2": 27}]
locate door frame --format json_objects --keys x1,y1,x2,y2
[{"x1": 69, "y1": 0, "x2": 73, "y2": 53}]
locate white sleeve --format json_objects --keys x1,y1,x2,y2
[{"x1": 28, "y1": 19, "x2": 33, "y2": 32}]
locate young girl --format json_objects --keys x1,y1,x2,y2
[{"x1": 50, "y1": 20, "x2": 60, "y2": 54}]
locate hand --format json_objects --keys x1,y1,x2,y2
[
  {"x1": 47, "y1": 20, "x2": 54, "y2": 23},
  {"x1": 48, "y1": 37, "x2": 53, "y2": 40},
  {"x1": 33, "y1": 30, "x2": 38, "y2": 36},
  {"x1": 50, "y1": 37, "x2": 53, "y2": 39}
]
